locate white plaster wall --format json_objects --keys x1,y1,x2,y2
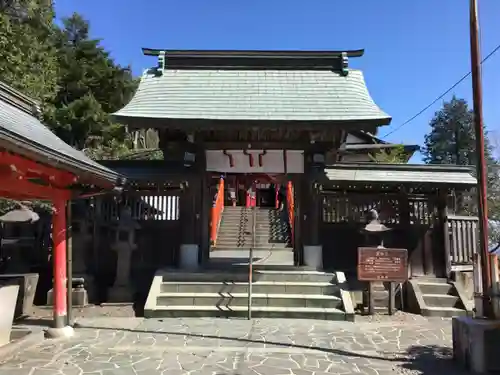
[
  {"x1": 344, "y1": 134, "x2": 366, "y2": 144},
  {"x1": 341, "y1": 154, "x2": 372, "y2": 163},
  {"x1": 206, "y1": 150, "x2": 304, "y2": 173}
]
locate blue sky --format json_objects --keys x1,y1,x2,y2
[{"x1": 55, "y1": 0, "x2": 500, "y2": 161}]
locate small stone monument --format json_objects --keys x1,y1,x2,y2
[{"x1": 108, "y1": 206, "x2": 140, "y2": 302}]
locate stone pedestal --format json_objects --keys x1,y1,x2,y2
[
  {"x1": 108, "y1": 241, "x2": 135, "y2": 302},
  {"x1": 180, "y1": 244, "x2": 199, "y2": 269},
  {"x1": 0, "y1": 285, "x2": 19, "y2": 347},
  {"x1": 72, "y1": 219, "x2": 95, "y2": 301},
  {"x1": 452, "y1": 316, "x2": 500, "y2": 373},
  {"x1": 303, "y1": 245, "x2": 323, "y2": 270}
]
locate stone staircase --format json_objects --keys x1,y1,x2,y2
[
  {"x1": 144, "y1": 267, "x2": 354, "y2": 320},
  {"x1": 406, "y1": 277, "x2": 473, "y2": 317},
  {"x1": 213, "y1": 207, "x2": 291, "y2": 250}
]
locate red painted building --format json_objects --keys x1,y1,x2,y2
[{"x1": 0, "y1": 81, "x2": 122, "y2": 336}]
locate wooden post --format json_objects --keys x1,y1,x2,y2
[
  {"x1": 293, "y1": 177, "x2": 303, "y2": 266},
  {"x1": 388, "y1": 282, "x2": 395, "y2": 315},
  {"x1": 46, "y1": 196, "x2": 74, "y2": 337},
  {"x1": 438, "y1": 189, "x2": 452, "y2": 277},
  {"x1": 368, "y1": 282, "x2": 375, "y2": 315},
  {"x1": 310, "y1": 183, "x2": 320, "y2": 246},
  {"x1": 275, "y1": 184, "x2": 280, "y2": 209},
  {"x1": 66, "y1": 201, "x2": 73, "y2": 327},
  {"x1": 470, "y1": 0, "x2": 493, "y2": 318}
]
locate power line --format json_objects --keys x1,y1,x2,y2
[{"x1": 381, "y1": 42, "x2": 500, "y2": 140}]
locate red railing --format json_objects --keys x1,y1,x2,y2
[
  {"x1": 210, "y1": 177, "x2": 225, "y2": 246},
  {"x1": 286, "y1": 181, "x2": 294, "y2": 247}
]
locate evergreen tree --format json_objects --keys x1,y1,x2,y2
[
  {"x1": 422, "y1": 96, "x2": 500, "y2": 242},
  {"x1": 422, "y1": 96, "x2": 497, "y2": 168},
  {"x1": 44, "y1": 13, "x2": 137, "y2": 153},
  {"x1": 370, "y1": 144, "x2": 408, "y2": 164},
  {"x1": 0, "y1": 0, "x2": 58, "y2": 214},
  {"x1": 0, "y1": 0, "x2": 58, "y2": 102}
]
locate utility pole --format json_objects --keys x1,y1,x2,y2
[{"x1": 469, "y1": 0, "x2": 493, "y2": 318}]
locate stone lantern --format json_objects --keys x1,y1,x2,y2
[
  {"x1": 360, "y1": 208, "x2": 394, "y2": 315},
  {"x1": 108, "y1": 206, "x2": 140, "y2": 302},
  {"x1": 361, "y1": 209, "x2": 392, "y2": 248}
]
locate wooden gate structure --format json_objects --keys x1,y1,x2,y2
[{"x1": 312, "y1": 163, "x2": 478, "y2": 278}]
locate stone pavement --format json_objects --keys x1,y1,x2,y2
[{"x1": 0, "y1": 315, "x2": 467, "y2": 375}]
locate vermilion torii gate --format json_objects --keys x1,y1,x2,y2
[{"x1": 0, "y1": 81, "x2": 122, "y2": 337}]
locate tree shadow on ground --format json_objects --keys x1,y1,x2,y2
[
  {"x1": 69, "y1": 322, "x2": 465, "y2": 373},
  {"x1": 394, "y1": 345, "x2": 468, "y2": 375}
]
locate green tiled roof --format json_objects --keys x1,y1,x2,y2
[
  {"x1": 113, "y1": 66, "x2": 391, "y2": 124},
  {"x1": 322, "y1": 164, "x2": 477, "y2": 186}
]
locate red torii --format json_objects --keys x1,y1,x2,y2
[{"x1": 0, "y1": 81, "x2": 122, "y2": 338}]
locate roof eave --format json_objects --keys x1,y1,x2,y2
[
  {"x1": 341, "y1": 144, "x2": 420, "y2": 152},
  {"x1": 325, "y1": 162, "x2": 476, "y2": 174},
  {"x1": 111, "y1": 114, "x2": 392, "y2": 130},
  {"x1": 0, "y1": 128, "x2": 124, "y2": 188},
  {"x1": 141, "y1": 48, "x2": 365, "y2": 59}
]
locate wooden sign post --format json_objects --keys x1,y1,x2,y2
[{"x1": 357, "y1": 247, "x2": 408, "y2": 315}]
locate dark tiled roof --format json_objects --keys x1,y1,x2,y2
[{"x1": 0, "y1": 81, "x2": 121, "y2": 186}]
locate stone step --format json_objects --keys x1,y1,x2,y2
[
  {"x1": 212, "y1": 245, "x2": 292, "y2": 251},
  {"x1": 144, "y1": 305, "x2": 349, "y2": 320},
  {"x1": 421, "y1": 306, "x2": 468, "y2": 318},
  {"x1": 160, "y1": 281, "x2": 340, "y2": 295},
  {"x1": 160, "y1": 269, "x2": 337, "y2": 283},
  {"x1": 422, "y1": 293, "x2": 462, "y2": 308},
  {"x1": 217, "y1": 232, "x2": 289, "y2": 239},
  {"x1": 156, "y1": 292, "x2": 343, "y2": 309},
  {"x1": 214, "y1": 239, "x2": 290, "y2": 245},
  {"x1": 221, "y1": 211, "x2": 275, "y2": 216},
  {"x1": 218, "y1": 226, "x2": 279, "y2": 232},
  {"x1": 217, "y1": 225, "x2": 282, "y2": 231},
  {"x1": 417, "y1": 281, "x2": 455, "y2": 295},
  {"x1": 213, "y1": 245, "x2": 291, "y2": 251}
]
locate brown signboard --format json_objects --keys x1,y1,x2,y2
[{"x1": 357, "y1": 247, "x2": 408, "y2": 282}]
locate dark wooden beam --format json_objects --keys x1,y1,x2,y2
[
  {"x1": 123, "y1": 117, "x2": 388, "y2": 133},
  {"x1": 202, "y1": 141, "x2": 318, "y2": 150}
]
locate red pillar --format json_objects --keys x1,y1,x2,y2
[
  {"x1": 52, "y1": 197, "x2": 68, "y2": 328},
  {"x1": 275, "y1": 184, "x2": 280, "y2": 209}
]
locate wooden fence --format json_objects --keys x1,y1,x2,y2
[{"x1": 445, "y1": 215, "x2": 477, "y2": 274}]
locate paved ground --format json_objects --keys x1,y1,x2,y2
[{"x1": 0, "y1": 314, "x2": 467, "y2": 375}]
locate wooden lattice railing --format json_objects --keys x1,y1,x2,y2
[{"x1": 210, "y1": 177, "x2": 225, "y2": 246}]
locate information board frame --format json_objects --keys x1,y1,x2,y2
[{"x1": 357, "y1": 247, "x2": 409, "y2": 282}]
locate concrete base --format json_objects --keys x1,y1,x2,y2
[
  {"x1": 45, "y1": 325, "x2": 74, "y2": 339},
  {"x1": 303, "y1": 245, "x2": 323, "y2": 270},
  {"x1": 452, "y1": 316, "x2": 500, "y2": 373},
  {"x1": 0, "y1": 285, "x2": 20, "y2": 347},
  {"x1": 47, "y1": 287, "x2": 89, "y2": 307},
  {"x1": 180, "y1": 244, "x2": 199, "y2": 269}
]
